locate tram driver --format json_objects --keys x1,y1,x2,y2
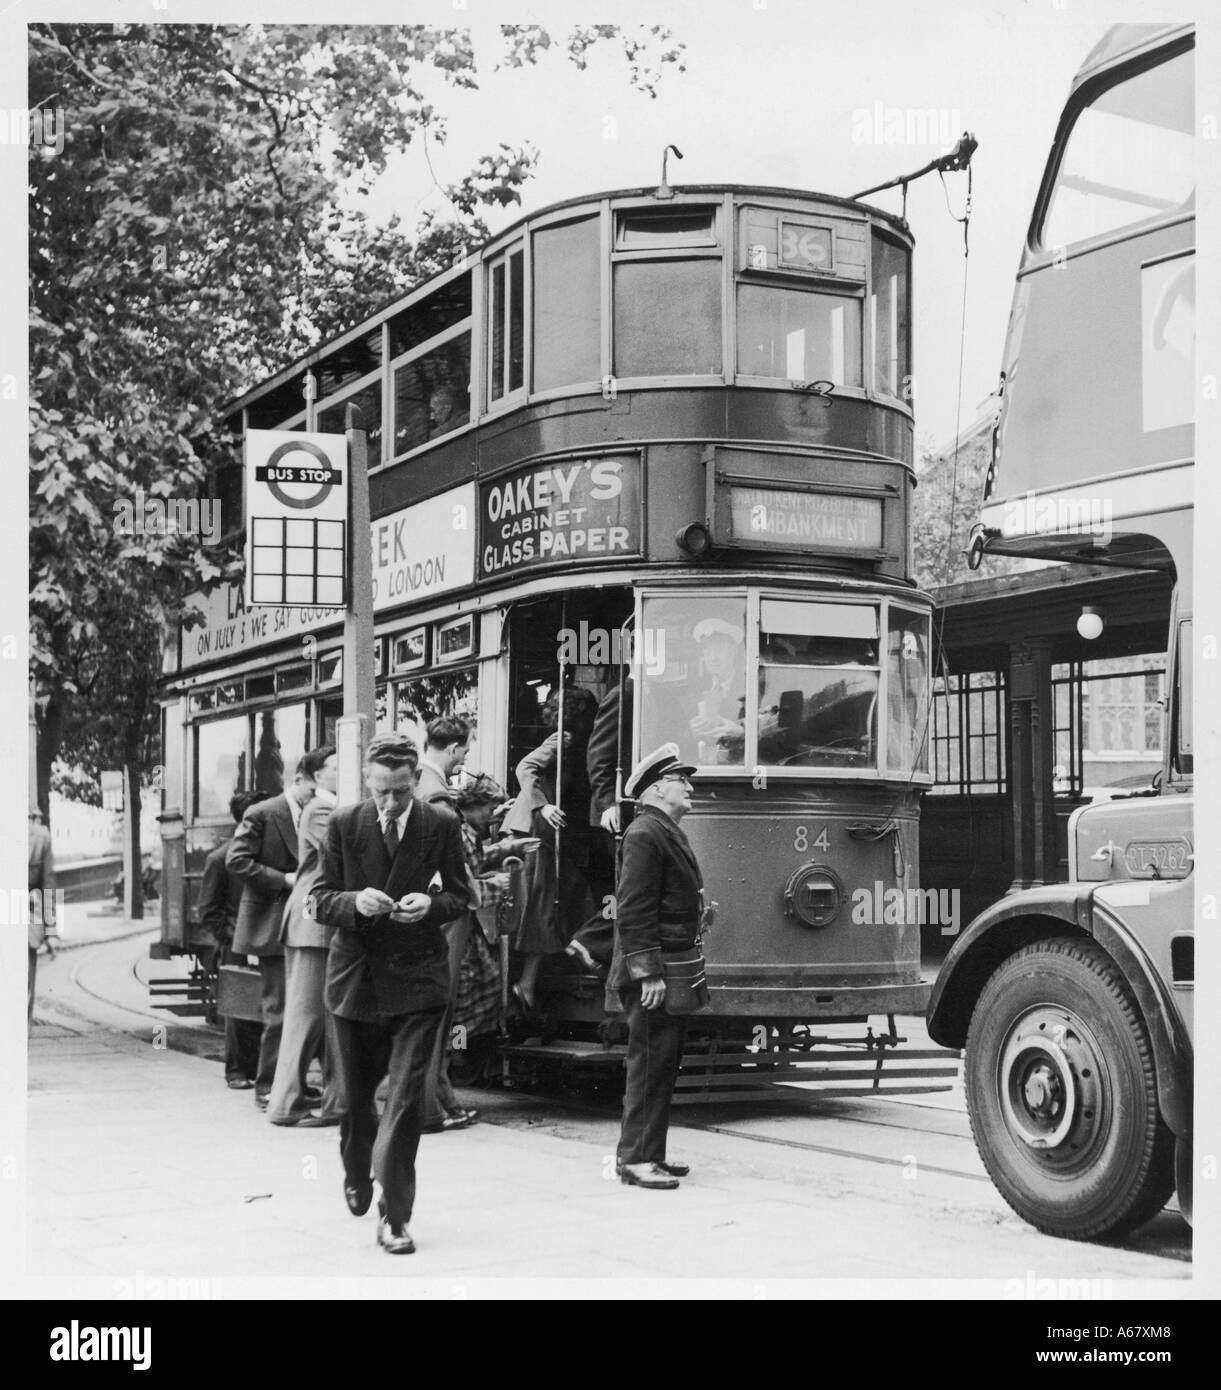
[{"x1": 687, "y1": 618, "x2": 746, "y2": 765}]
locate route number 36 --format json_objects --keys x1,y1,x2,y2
[{"x1": 793, "y1": 825, "x2": 830, "y2": 853}]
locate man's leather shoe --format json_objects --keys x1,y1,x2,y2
[
  {"x1": 295, "y1": 1112, "x2": 339, "y2": 1128},
  {"x1": 254, "y1": 1092, "x2": 269, "y2": 1111},
  {"x1": 421, "y1": 1108, "x2": 477, "y2": 1133},
  {"x1": 227, "y1": 1077, "x2": 255, "y2": 1090},
  {"x1": 377, "y1": 1214, "x2": 416, "y2": 1254},
  {"x1": 656, "y1": 1160, "x2": 690, "y2": 1177},
  {"x1": 619, "y1": 1162, "x2": 680, "y2": 1190},
  {"x1": 344, "y1": 1180, "x2": 374, "y2": 1217}
]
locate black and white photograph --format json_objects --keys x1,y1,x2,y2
[{"x1": 4, "y1": 0, "x2": 1219, "y2": 1325}]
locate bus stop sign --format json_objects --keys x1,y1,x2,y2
[{"x1": 245, "y1": 429, "x2": 348, "y2": 607}]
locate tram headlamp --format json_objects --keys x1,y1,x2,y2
[
  {"x1": 783, "y1": 865, "x2": 843, "y2": 929},
  {"x1": 675, "y1": 521, "x2": 713, "y2": 558}
]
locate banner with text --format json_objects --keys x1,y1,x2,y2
[
  {"x1": 181, "y1": 483, "x2": 478, "y2": 669},
  {"x1": 479, "y1": 453, "x2": 642, "y2": 579},
  {"x1": 371, "y1": 483, "x2": 477, "y2": 611}
]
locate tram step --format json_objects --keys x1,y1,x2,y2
[
  {"x1": 671, "y1": 1084, "x2": 955, "y2": 1105},
  {"x1": 147, "y1": 978, "x2": 206, "y2": 996},
  {"x1": 500, "y1": 1040, "x2": 627, "y2": 1068},
  {"x1": 675, "y1": 1065, "x2": 960, "y2": 1089},
  {"x1": 150, "y1": 1002, "x2": 210, "y2": 1017},
  {"x1": 678, "y1": 1047, "x2": 961, "y2": 1069}
]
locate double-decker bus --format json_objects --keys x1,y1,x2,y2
[
  {"x1": 927, "y1": 23, "x2": 1195, "y2": 1238},
  {"x1": 155, "y1": 181, "x2": 957, "y2": 1096}
]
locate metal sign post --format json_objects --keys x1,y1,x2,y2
[{"x1": 336, "y1": 404, "x2": 374, "y2": 807}]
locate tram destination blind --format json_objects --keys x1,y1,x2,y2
[
  {"x1": 479, "y1": 452, "x2": 642, "y2": 579},
  {"x1": 724, "y1": 484, "x2": 883, "y2": 553}
]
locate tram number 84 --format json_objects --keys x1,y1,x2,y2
[{"x1": 793, "y1": 826, "x2": 830, "y2": 853}]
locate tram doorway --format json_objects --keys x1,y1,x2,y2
[{"x1": 505, "y1": 587, "x2": 632, "y2": 787}]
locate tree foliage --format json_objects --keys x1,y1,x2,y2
[{"x1": 28, "y1": 21, "x2": 684, "y2": 843}]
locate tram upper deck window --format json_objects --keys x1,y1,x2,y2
[
  {"x1": 317, "y1": 329, "x2": 381, "y2": 400},
  {"x1": 1039, "y1": 47, "x2": 1193, "y2": 250},
  {"x1": 392, "y1": 339, "x2": 471, "y2": 456},
  {"x1": 614, "y1": 260, "x2": 722, "y2": 378},
  {"x1": 616, "y1": 209, "x2": 716, "y2": 249},
  {"x1": 870, "y1": 236, "x2": 909, "y2": 400},
  {"x1": 638, "y1": 595, "x2": 747, "y2": 768},
  {"x1": 318, "y1": 379, "x2": 383, "y2": 457},
  {"x1": 533, "y1": 216, "x2": 601, "y2": 392},
  {"x1": 488, "y1": 246, "x2": 525, "y2": 404},
  {"x1": 737, "y1": 283, "x2": 862, "y2": 387},
  {"x1": 758, "y1": 600, "x2": 878, "y2": 768},
  {"x1": 389, "y1": 273, "x2": 472, "y2": 457}
]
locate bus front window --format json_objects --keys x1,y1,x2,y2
[
  {"x1": 1040, "y1": 47, "x2": 1194, "y2": 250},
  {"x1": 639, "y1": 595, "x2": 747, "y2": 768}
]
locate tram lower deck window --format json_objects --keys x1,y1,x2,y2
[{"x1": 757, "y1": 599, "x2": 878, "y2": 768}]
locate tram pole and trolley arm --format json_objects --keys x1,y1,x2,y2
[{"x1": 337, "y1": 401, "x2": 374, "y2": 804}]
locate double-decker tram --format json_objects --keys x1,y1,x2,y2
[{"x1": 155, "y1": 182, "x2": 956, "y2": 1096}]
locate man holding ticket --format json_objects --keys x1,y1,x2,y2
[{"x1": 311, "y1": 734, "x2": 469, "y2": 1256}]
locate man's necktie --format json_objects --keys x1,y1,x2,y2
[{"x1": 383, "y1": 816, "x2": 400, "y2": 861}]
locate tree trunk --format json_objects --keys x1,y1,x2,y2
[
  {"x1": 35, "y1": 685, "x2": 64, "y2": 829},
  {"x1": 123, "y1": 754, "x2": 143, "y2": 921}
]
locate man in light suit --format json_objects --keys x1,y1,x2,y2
[
  {"x1": 227, "y1": 758, "x2": 316, "y2": 1109},
  {"x1": 311, "y1": 734, "x2": 469, "y2": 1255},
  {"x1": 267, "y1": 745, "x2": 340, "y2": 1126}
]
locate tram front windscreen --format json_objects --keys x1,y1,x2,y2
[{"x1": 637, "y1": 592, "x2": 930, "y2": 777}]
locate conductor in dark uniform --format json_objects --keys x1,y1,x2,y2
[
  {"x1": 608, "y1": 743, "x2": 705, "y2": 1190},
  {"x1": 311, "y1": 734, "x2": 469, "y2": 1255}
]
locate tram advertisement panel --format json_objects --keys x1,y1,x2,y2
[{"x1": 479, "y1": 451, "x2": 642, "y2": 578}]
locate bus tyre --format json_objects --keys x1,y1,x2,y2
[{"x1": 964, "y1": 937, "x2": 1174, "y2": 1242}]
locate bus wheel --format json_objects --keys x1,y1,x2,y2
[{"x1": 964, "y1": 937, "x2": 1174, "y2": 1242}]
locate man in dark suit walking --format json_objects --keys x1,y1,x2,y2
[
  {"x1": 226, "y1": 759, "x2": 316, "y2": 1109},
  {"x1": 608, "y1": 743, "x2": 705, "y2": 1191},
  {"x1": 198, "y1": 790, "x2": 263, "y2": 1088},
  {"x1": 311, "y1": 734, "x2": 469, "y2": 1255}
]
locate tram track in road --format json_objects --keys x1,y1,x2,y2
[{"x1": 468, "y1": 1081, "x2": 1189, "y2": 1260}]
